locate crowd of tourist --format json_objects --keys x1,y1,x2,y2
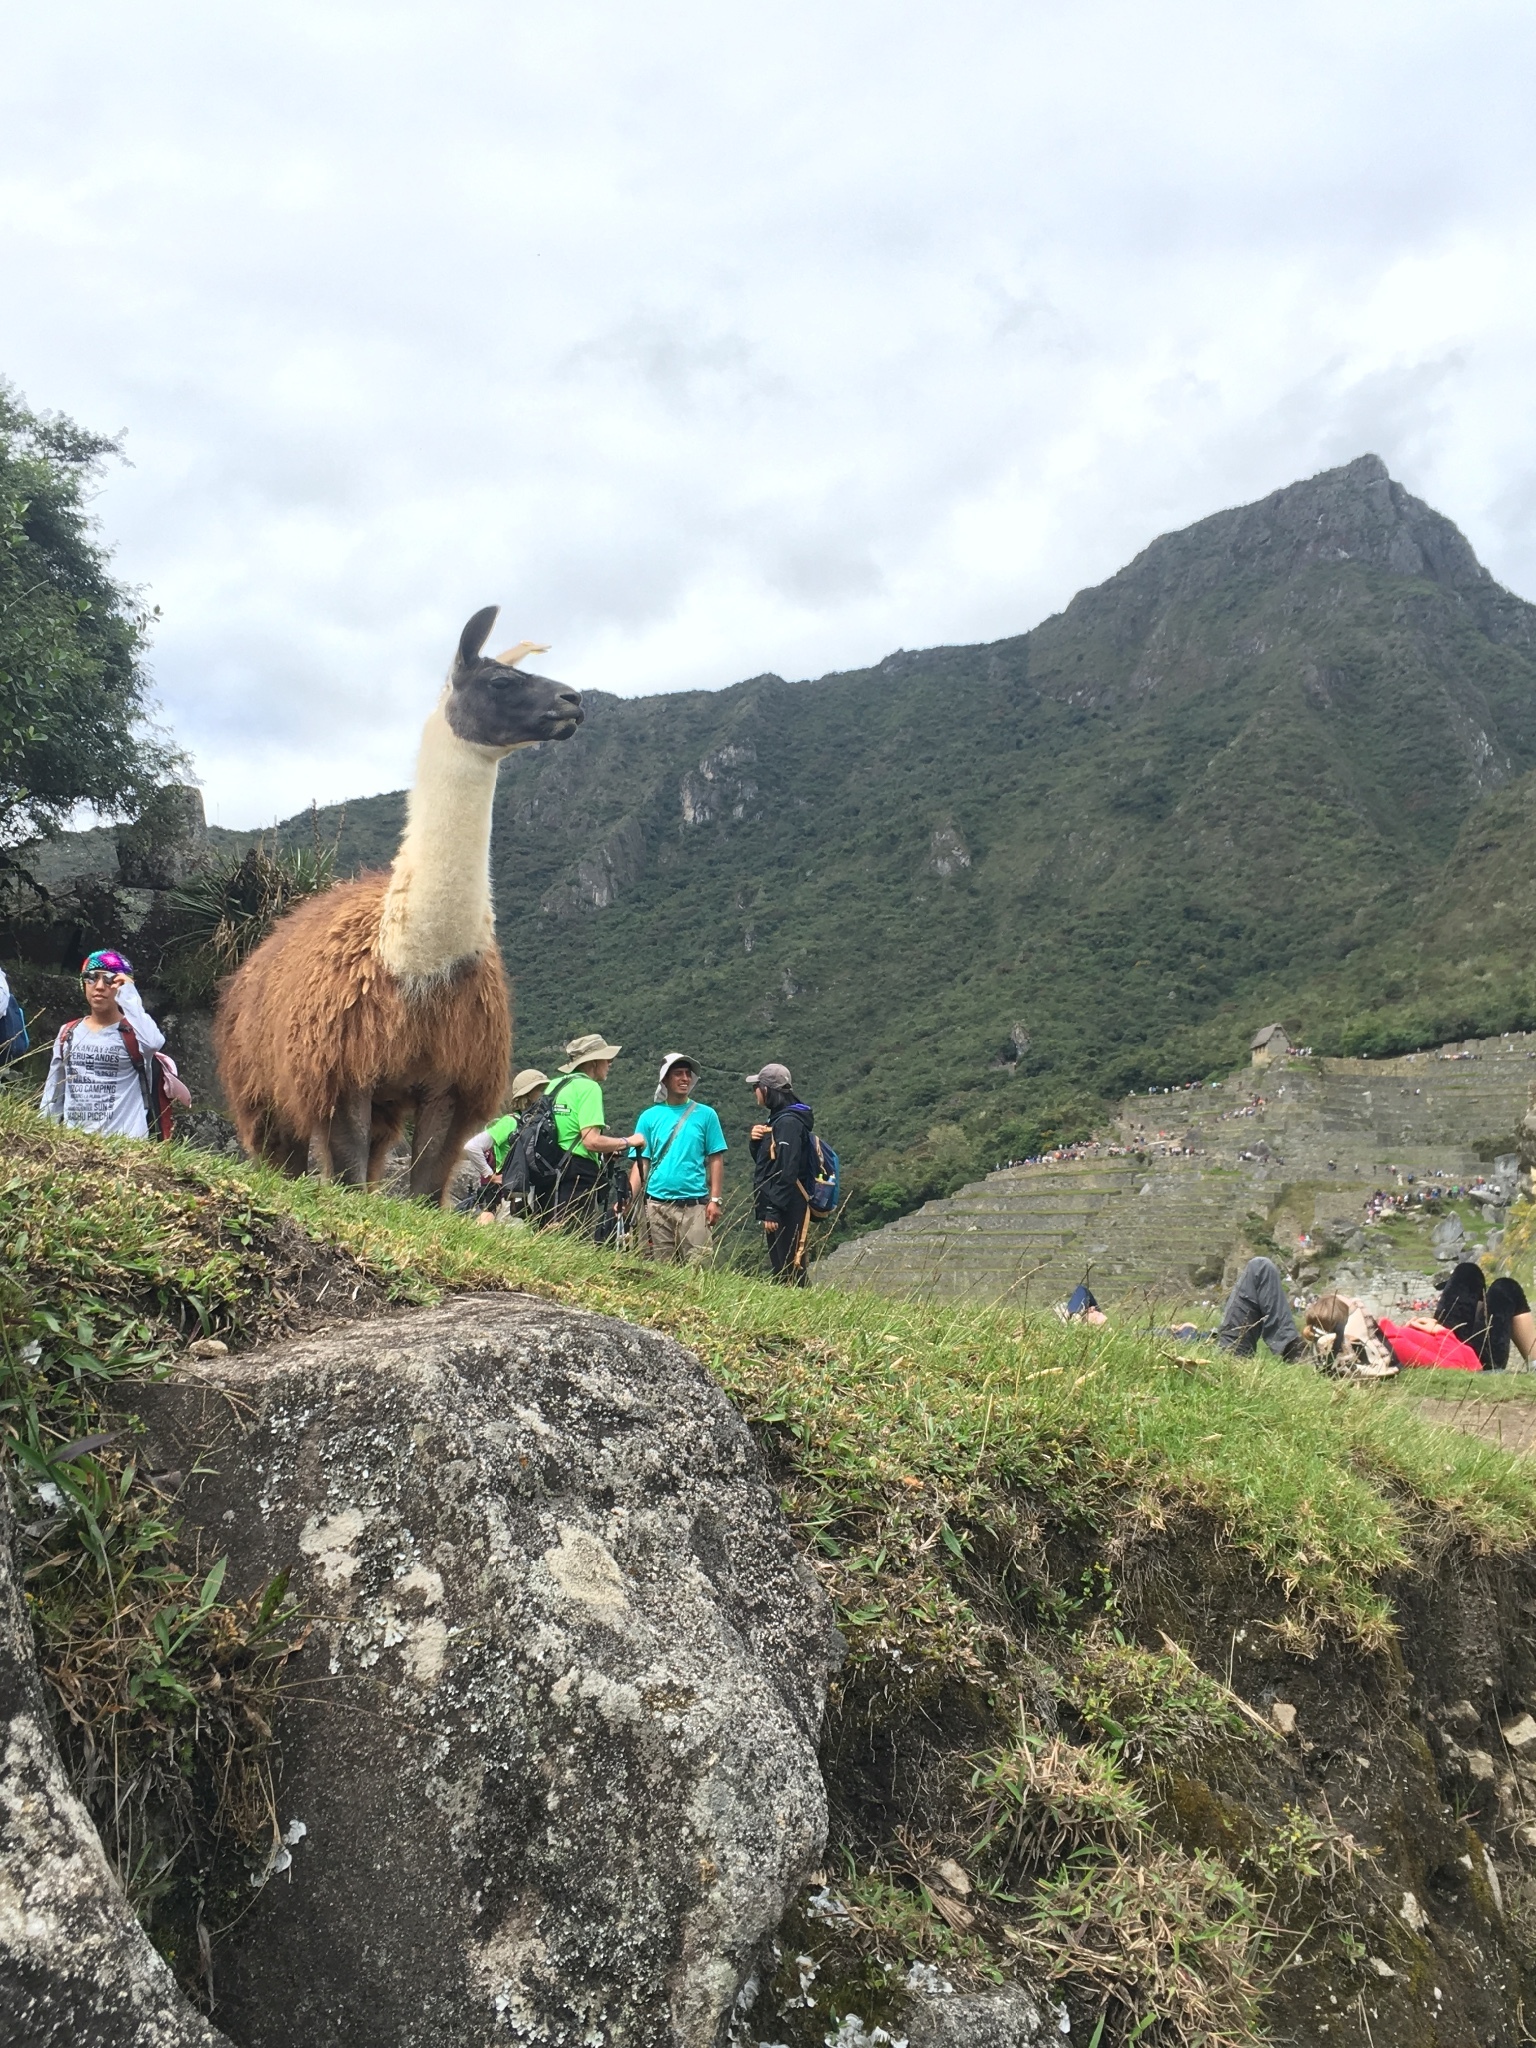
[
  {"x1": 13, "y1": 947, "x2": 1536, "y2": 1326},
  {"x1": 458, "y1": 1036, "x2": 822, "y2": 1283},
  {"x1": 6, "y1": 950, "x2": 823, "y2": 1284}
]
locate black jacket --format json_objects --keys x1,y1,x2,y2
[{"x1": 750, "y1": 1102, "x2": 814, "y2": 1222}]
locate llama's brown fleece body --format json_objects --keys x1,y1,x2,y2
[{"x1": 214, "y1": 873, "x2": 511, "y2": 1180}]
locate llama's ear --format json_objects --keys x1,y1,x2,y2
[
  {"x1": 494, "y1": 641, "x2": 551, "y2": 668},
  {"x1": 455, "y1": 606, "x2": 500, "y2": 672}
]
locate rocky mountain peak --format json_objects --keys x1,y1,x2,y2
[
  {"x1": 1204, "y1": 452, "x2": 1490, "y2": 593},
  {"x1": 1054, "y1": 455, "x2": 1495, "y2": 648}
]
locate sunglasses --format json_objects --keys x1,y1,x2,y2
[{"x1": 82, "y1": 970, "x2": 119, "y2": 985}]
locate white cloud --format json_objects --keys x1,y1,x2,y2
[{"x1": 2, "y1": 0, "x2": 1534, "y2": 822}]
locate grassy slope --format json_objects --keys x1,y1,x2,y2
[
  {"x1": 1296, "y1": 767, "x2": 1536, "y2": 1055},
  {"x1": 3, "y1": 1096, "x2": 1528, "y2": 1642},
  {"x1": 8, "y1": 1096, "x2": 1536, "y2": 2043}
]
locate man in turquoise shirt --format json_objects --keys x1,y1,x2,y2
[{"x1": 630, "y1": 1053, "x2": 727, "y2": 1266}]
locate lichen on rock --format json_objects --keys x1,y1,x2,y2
[{"x1": 129, "y1": 1295, "x2": 844, "y2": 2047}]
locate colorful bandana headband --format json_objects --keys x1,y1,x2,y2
[{"x1": 81, "y1": 949, "x2": 134, "y2": 977}]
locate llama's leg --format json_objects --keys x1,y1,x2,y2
[
  {"x1": 408, "y1": 1091, "x2": 475, "y2": 1206},
  {"x1": 367, "y1": 1103, "x2": 409, "y2": 1189},
  {"x1": 252, "y1": 1110, "x2": 310, "y2": 1177},
  {"x1": 324, "y1": 1086, "x2": 374, "y2": 1187},
  {"x1": 263, "y1": 1131, "x2": 311, "y2": 1176}
]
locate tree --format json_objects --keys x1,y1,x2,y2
[{"x1": 0, "y1": 383, "x2": 181, "y2": 868}]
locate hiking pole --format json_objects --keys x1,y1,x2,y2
[{"x1": 627, "y1": 1149, "x2": 651, "y2": 1257}]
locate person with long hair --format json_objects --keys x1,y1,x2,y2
[
  {"x1": 1433, "y1": 1261, "x2": 1535, "y2": 1371},
  {"x1": 40, "y1": 949, "x2": 166, "y2": 1138}
]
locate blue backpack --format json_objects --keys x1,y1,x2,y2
[
  {"x1": 0, "y1": 992, "x2": 28, "y2": 1066},
  {"x1": 807, "y1": 1133, "x2": 840, "y2": 1217}
]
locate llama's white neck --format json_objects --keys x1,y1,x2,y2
[{"x1": 377, "y1": 695, "x2": 500, "y2": 983}]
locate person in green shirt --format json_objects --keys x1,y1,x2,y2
[
  {"x1": 546, "y1": 1033, "x2": 644, "y2": 1231},
  {"x1": 461, "y1": 1069, "x2": 548, "y2": 1217}
]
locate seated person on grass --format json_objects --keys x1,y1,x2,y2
[
  {"x1": 1070, "y1": 1259, "x2": 1308, "y2": 1361},
  {"x1": 1300, "y1": 1282, "x2": 1520, "y2": 1377},
  {"x1": 1430, "y1": 1261, "x2": 1535, "y2": 1372},
  {"x1": 1324, "y1": 1264, "x2": 1536, "y2": 1374}
]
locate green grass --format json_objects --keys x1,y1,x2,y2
[{"x1": 4, "y1": 1091, "x2": 1533, "y2": 1651}]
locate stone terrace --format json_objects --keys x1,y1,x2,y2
[{"x1": 818, "y1": 1033, "x2": 1536, "y2": 1309}]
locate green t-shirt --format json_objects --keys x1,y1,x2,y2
[
  {"x1": 485, "y1": 1113, "x2": 520, "y2": 1173},
  {"x1": 551, "y1": 1072, "x2": 605, "y2": 1161}
]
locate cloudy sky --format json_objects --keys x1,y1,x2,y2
[{"x1": 4, "y1": 1, "x2": 1535, "y2": 825}]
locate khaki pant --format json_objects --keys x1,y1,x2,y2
[{"x1": 644, "y1": 1198, "x2": 713, "y2": 1267}]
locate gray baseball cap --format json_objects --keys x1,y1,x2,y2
[{"x1": 745, "y1": 1061, "x2": 793, "y2": 1090}]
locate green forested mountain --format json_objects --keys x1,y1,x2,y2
[{"x1": 282, "y1": 454, "x2": 1536, "y2": 1225}]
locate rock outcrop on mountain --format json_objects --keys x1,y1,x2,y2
[
  {"x1": 0, "y1": 1487, "x2": 230, "y2": 2048},
  {"x1": 125, "y1": 1296, "x2": 842, "y2": 2048},
  {"x1": 1078, "y1": 452, "x2": 1512, "y2": 630}
]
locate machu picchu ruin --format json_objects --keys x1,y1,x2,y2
[{"x1": 820, "y1": 1030, "x2": 1536, "y2": 1312}]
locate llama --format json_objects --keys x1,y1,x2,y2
[{"x1": 214, "y1": 608, "x2": 582, "y2": 1202}]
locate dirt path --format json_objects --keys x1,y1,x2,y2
[{"x1": 1414, "y1": 1394, "x2": 1536, "y2": 1456}]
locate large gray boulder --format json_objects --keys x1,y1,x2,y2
[
  {"x1": 0, "y1": 1488, "x2": 229, "y2": 2047},
  {"x1": 131, "y1": 1295, "x2": 841, "y2": 2048}
]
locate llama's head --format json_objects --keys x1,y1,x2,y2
[{"x1": 445, "y1": 606, "x2": 584, "y2": 752}]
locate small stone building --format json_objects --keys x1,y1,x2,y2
[{"x1": 1250, "y1": 1023, "x2": 1292, "y2": 1067}]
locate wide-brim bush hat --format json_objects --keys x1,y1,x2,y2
[
  {"x1": 510, "y1": 1068, "x2": 549, "y2": 1099},
  {"x1": 559, "y1": 1033, "x2": 622, "y2": 1072},
  {"x1": 745, "y1": 1061, "x2": 792, "y2": 1090},
  {"x1": 657, "y1": 1052, "x2": 696, "y2": 1085}
]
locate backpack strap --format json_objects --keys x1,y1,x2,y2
[
  {"x1": 765, "y1": 1106, "x2": 814, "y2": 1206},
  {"x1": 52, "y1": 1016, "x2": 171, "y2": 1139},
  {"x1": 49, "y1": 1019, "x2": 82, "y2": 1118},
  {"x1": 547, "y1": 1072, "x2": 596, "y2": 1170},
  {"x1": 117, "y1": 1020, "x2": 170, "y2": 1141},
  {"x1": 546, "y1": 1074, "x2": 580, "y2": 1149},
  {"x1": 641, "y1": 1101, "x2": 696, "y2": 1183}
]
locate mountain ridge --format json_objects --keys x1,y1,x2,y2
[{"x1": 242, "y1": 456, "x2": 1536, "y2": 1225}]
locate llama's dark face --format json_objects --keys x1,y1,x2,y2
[{"x1": 446, "y1": 606, "x2": 584, "y2": 751}]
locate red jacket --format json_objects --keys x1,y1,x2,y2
[{"x1": 1379, "y1": 1318, "x2": 1482, "y2": 1372}]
